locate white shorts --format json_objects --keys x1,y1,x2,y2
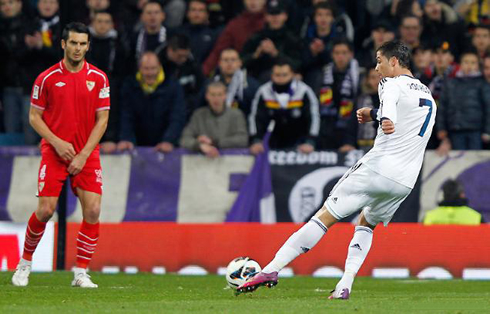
[{"x1": 324, "y1": 163, "x2": 412, "y2": 226}]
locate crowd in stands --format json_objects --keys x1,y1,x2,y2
[{"x1": 1, "y1": 0, "x2": 490, "y2": 156}]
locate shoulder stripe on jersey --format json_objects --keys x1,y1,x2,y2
[
  {"x1": 30, "y1": 103, "x2": 45, "y2": 110},
  {"x1": 40, "y1": 69, "x2": 62, "y2": 96},
  {"x1": 87, "y1": 68, "x2": 107, "y2": 87},
  {"x1": 96, "y1": 106, "x2": 110, "y2": 111}
]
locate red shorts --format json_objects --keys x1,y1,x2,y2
[{"x1": 37, "y1": 151, "x2": 103, "y2": 197}]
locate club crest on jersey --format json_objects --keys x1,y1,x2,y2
[{"x1": 86, "y1": 81, "x2": 95, "y2": 91}]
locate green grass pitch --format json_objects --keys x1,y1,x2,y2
[{"x1": 1, "y1": 272, "x2": 489, "y2": 313}]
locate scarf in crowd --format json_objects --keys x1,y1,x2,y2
[
  {"x1": 215, "y1": 69, "x2": 248, "y2": 108},
  {"x1": 39, "y1": 15, "x2": 59, "y2": 48},
  {"x1": 135, "y1": 26, "x2": 167, "y2": 61},
  {"x1": 319, "y1": 59, "x2": 359, "y2": 125},
  {"x1": 136, "y1": 67, "x2": 165, "y2": 94}
]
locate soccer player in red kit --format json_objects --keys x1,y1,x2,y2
[{"x1": 12, "y1": 22, "x2": 110, "y2": 288}]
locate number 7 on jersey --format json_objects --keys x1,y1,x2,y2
[{"x1": 418, "y1": 98, "x2": 433, "y2": 137}]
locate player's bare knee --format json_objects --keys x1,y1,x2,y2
[
  {"x1": 36, "y1": 200, "x2": 57, "y2": 221},
  {"x1": 314, "y1": 205, "x2": 338, "y2": 228},
  {"x1": 83, "y1": 203, "x2": 101, "y2": 223},
  {"x1": 358, "y1": 212, "x2": 376, "y2": 230}
]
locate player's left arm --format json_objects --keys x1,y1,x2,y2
[{"x1": 68, "y1": 110, "x2": 109, "y2": 175}]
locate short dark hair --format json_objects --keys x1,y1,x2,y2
[
  {"x1": 273, "y1": 58, "x2": 294, "y2": 70},
  {"x1": 62, "y1": 22, "x2": 90, "y2": 42},
  {"x1": 189, "y1": 0, "x2": 208, "y2": 7},
  {"x1": 167, "y1": 34, "x2": 190, "y2": 50},
  {"x1": 313, "y1": 2, "x2": 336, "y2": 18},
  {"x1": 332, "y1": 37, "x2": 354, "y2": 52},
  {"x1": 400, "y1": 14, "x2": 422, "y2": 27},
  {"x1": 460, "y1": 48, "x2": 479, "y2": 62},
  {"x1": 441, "y1": 179, "x2": 465, "y2": 203},
  {"x1": 376, "y1": 40, "x2": 411, "y2": 68},
  {"x1": 143, "y1": 0, "x2": 164, "y2": 11}
]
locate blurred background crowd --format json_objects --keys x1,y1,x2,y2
[{"x1": 1, "y1": 0, "x2": 490, "y2": 157}]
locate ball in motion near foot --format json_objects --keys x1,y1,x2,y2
[{"x1": 225, "y1": 257, "x2": 261, "y2": 289}]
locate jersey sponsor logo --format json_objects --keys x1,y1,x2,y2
[
  {"x1": 86, "y1": 80, "x2": 96, "y2": 91},
  {"x1": 33, "y1": 85, "x2": 40, "y2": 99},
  {"x1": 55, "y1": 82, "x2": 66, "y2": 87},
  {"x1": 99, "y1": 87, "x2": 110, "y2": 99}
]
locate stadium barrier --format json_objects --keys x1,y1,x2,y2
[
  {"x1": 56, "y1": 222, "x2": 490, "y2": 279},
  {"x1": 1, "y1": 148, "x2": 489, "y2": 224}
]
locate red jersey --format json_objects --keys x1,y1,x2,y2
[{"x1": 30, "y1": 61, "x2": 110, "y2": 158}]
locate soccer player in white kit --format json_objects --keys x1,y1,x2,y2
[{"x1": 237, "y1": 40, "x2": 437, "y2": 299}]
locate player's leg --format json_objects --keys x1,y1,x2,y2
[
  {"x1": 71, "y1": 188, "x2": 101, "y2": 288},
  {"x1": 329, "y1": 211, "x2": 375, "y2": 300},
  {"x1": 12, "y1": 197, "x2": 59, "y2": 287},
  {"x1": 237, "y1": 207, "x2": 337, "y2": 293}
]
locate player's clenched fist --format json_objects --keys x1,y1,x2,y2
[
  {"x1": 53, "y1": 139, "x2": 76, "y2": 161},
  {"x1": 357, "y1": 107, "x2": 373, "y2": 124},
  {"x1": 381, "y1": 119, "x2": 395, "y2": 134}
]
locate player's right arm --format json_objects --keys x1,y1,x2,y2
[
  {"x1": 29, "y1": 107, "x2": 76, "y2": 161},
  {"x1": 378, "y1": 79, "x2": 399, "y2": 135}
]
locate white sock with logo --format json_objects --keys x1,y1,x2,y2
[
  {"x1": 336, "y1": 226, "x2": 374, "y2": 291},
  {"x1": 262, "y1": 217, "x2": 327, "y2": 274}
]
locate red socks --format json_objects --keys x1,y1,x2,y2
[
  {"x1": 22, "y1": 212, "x2": 47, "y2": 261},
  {"x1": 76, "y1": 220, "x2": 99, "y2": 268}
]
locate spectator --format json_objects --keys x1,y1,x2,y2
[
  {"x1": 455, "y1": 0, "x2": 490, "y2": 26},
  {"x1": 198, "y1": 48, "x2": 260, "y2": 117},
  {"x1": 241, "y1": 0, "x2": 302, "y2": 82},
  {"x1": 249, "y1": 59, "x2": 320, "y2": 153},
  {"x1": 317, "y1": 38, "x2": 360, "y2": 151},
  {"x1": 355, "y1": 66, "x2": 380, "y2": 150},
  {"x1": 302, "y1": 3, "x2": 342, "y2": 85},
  {"x1": 87, "y1": 10, "x2": 127, "y2": 153},
  {"x1": 202, "y1": 0, "x2": 266, "y2": 77},
  {"x1": 398, "y1": 15, "x2": 424, "y2": 51},
  {"x1": 120, "y1": 0, "x2": 186, "y2": 29},
  {"x1": 421, "y1": 0, "x2": 465, "y2": 60},
  {"x1": 161, "y1": 0, "x2": 186, "y2": 28},
  {"x1": 471, "y1": 24, "x2": 490, "y2": 61},
  {"x1": 483, "y1": 54, "x2": 490, "y2": 83},
  {"x1": 423, "y1": 179, "x2": 483, "y2": 225},
  {"x1": 118, "y1": 52, "x2": 185, "y2": 152},
  {"x1": 180, "y1": 81, "x2": 248, "y2": 157},
  {"x1": 159, "y1": 33, "x2": 204, "y2": 118},
  {"x1": 421, "y1": 41, "x2": 459, "y2": 101},
  {"x1": 0, "y1": 0, "x2": 51, "y2": 144},
  {"x1": 357, "y1": 20, "x2": 395, "y2": 69},
  {"x1": 412, "y1": 44, "x2": 432, "y2": 79},
  {"x1": 392, "y1": 0, "x2": 423, "y2": 24},
  {"x1": 437, "y1": 50, "x2": 490, "y2": 153},
  {"x1": 86, "y1": 0, "x2": 110, "y2": 23},
  {"x1": 130, "y1": 0, "x2": 167, "y2": 69},
  {"x1": 175, "y1": 0, "x2": 221, "y2": 64}
]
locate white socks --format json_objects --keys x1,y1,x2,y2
[
  {"x1": 336, "y1": 226, "x2": 374, "y2": 291},
  {"x1": 73, "y1": 267, "x2": 87, "y2": 277},
  {"x1": 262, "y1": 217, "x2": 327, "y2": 274}
]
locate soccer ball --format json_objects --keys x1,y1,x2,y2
[{"x1": 225, "y1": 257, "x2": 261, "y2": 289}]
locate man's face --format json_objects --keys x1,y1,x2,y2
[
  {"x1": 167, "y1": 47, "x2": 190, "y2": 65},
  {"x1": 314, "y1": 8, "x2": 334, "y2": 29},
  {"x1": 367, "y1": 68, "x2": 381, "y2": 91},
  {"x1": 483, "y1": 58, "x2": 490, "y2": 82},
  {"x1": 332, "y1": 44, "x2": 352, "y2": 70},
  {"x1": 0, "y1": 0, "x2": 22, "y2": 18},
  {"x1": 139, "y1": 54, "x2": 161, "y2": 84},
  {"x1": 271, "y1": 65, "x2": 293, "y2": 85},
  {"x1": 424, "y1": 0, "x2": 441, "y2": 21},
  {"x1": 472, "y1": 28, "x2": 490, "y2": 52},
  {"x1": 400, "y1": 17, "x2": 422, "y2": 44},
  {"x1": 86, "y1": 0, "x2": 109, "y2": 11},
  {"x1": 460, "y1": 54, "x2": 479, "y2": 75},
  {"x1": 206, "y1": 86, "x2": 227, "y2": 113},
  {"x1": 38, "y1": 0, "x2": 58, "y2": 18},
  {"x1": 187, "y1": 1, "x2": 208, "y2": 25},
  {"x1": 375, "y1": 50, "x2": 395, "y2": 78},
  {"x1": 219, "y1": 50, "x2": 242, "y2": 76},
  {"x1": 92, "y1": 13, "x2": 113, "y2": 36},
  {"x1": 62, "y1": 32, "x2": 90, "y2": 64},
  {"x1": 142, "y1": 3, "x2": 165, "y2": 30},
  {"x1": 266, "y1": 12, "x2": 287, "y2": 30},
  {"x1": 433, "y1": 50, "x2": 453, "y2": 70},
  {"x1": 244, "y1": 0, "x2": 266, "y2": 13},
  {"x1": 414, "y1": 49, "x2": 432, "y2": 71},
  {"x1": 372, "y1": 28, "x2": 386, "y2": 47}
]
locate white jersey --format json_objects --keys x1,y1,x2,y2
[{"x1": 360, "y1": 75, "x2": 436, "y2": 189}]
